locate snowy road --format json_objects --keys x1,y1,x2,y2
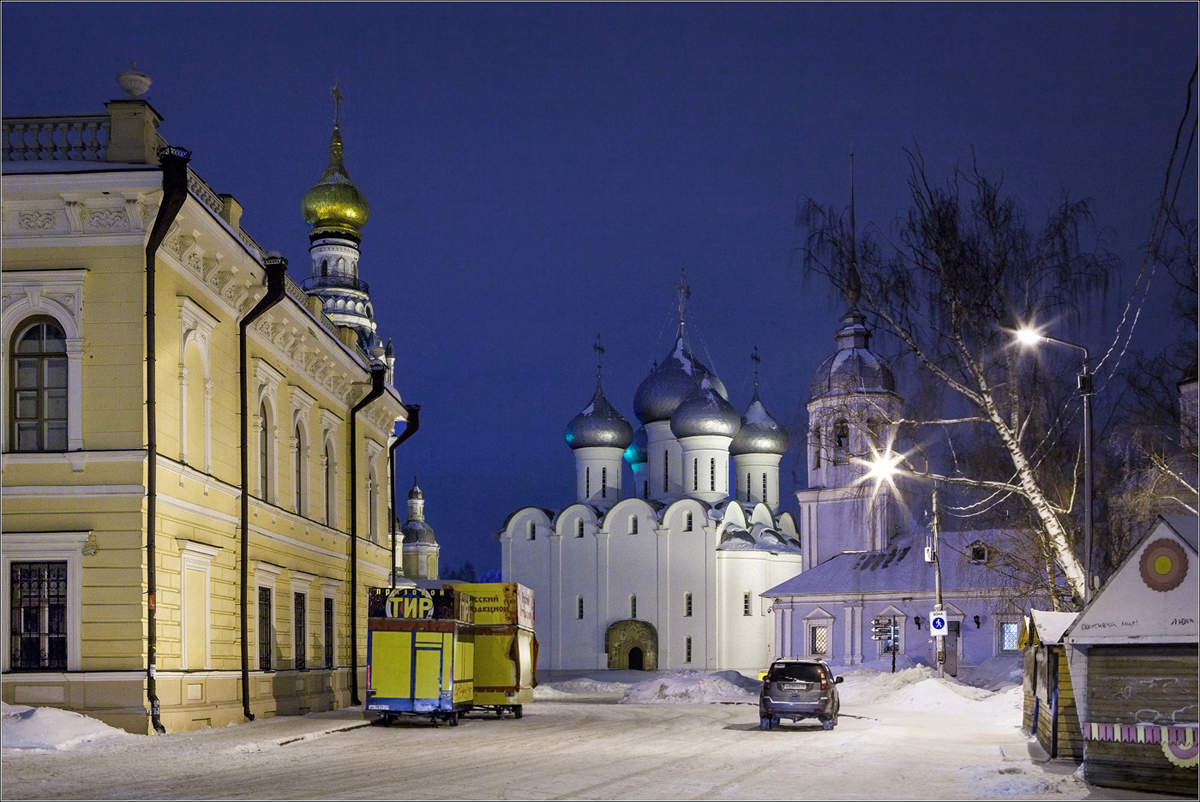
[{"x1": 0, "y1": 666, "x2": 1161, "y2": 800}]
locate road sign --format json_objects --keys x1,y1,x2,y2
[{"x1": 929, "y1": 610, "x2": 948, "y2": 637}]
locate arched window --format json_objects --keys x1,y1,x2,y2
[
  {"x1": 577, "y1": 597, "x2": 584, "y2": 619},
  {"x1": 630, "y1": 595, "x2": 637, "y2": 619},
  {"x1": 527, "y1": 521, "x2": 536, "y2": 540},
  {"x1": 258, "y1": 401, "x2": 272, "y2": 502},
  {"x1": 629, "y1": 516, "x2": 639, "y2": 535},
  {"x1": 692, "y1": 458, "x2": 698, "y2": 491},
  {"x1": 865, "y1": 417, "x2": 880, "y2": 448},
  {"x1": 601, "y1": 466, "x2": 607, "y2": 498},
  {"x1": 710, "y1": 458, "x2": 716, "y2": 492},
  {"x1": 811, "y1": 427, "x2": 822, "y2": 468},
  {"x1": 684, "y1": 512, "x2": 693, "y2": 532},
  {"x1": 320, "y1": 259, "x2": 328, "y2": 277},
  {"x1": 762, "y1": 472, "x2": 768, "y2": 502},
  {"x1": 833, "y1": 419, "x2": 850, "y2": 464},
  {"x1": 663, "y1": 450, "x2": 669, "y2": 493},
  {"x1": 746, "y1": 473, "x2": 751, "y2": 501},
  {"x1": 294, "y1": 424, "x2": 305, "y2": 515},
  {"x1": 642, "y1": 480, "x2": 648, "y2": 499},
  {"x1": 576, "y1": 519, "x2": 584, "y2": 538},
  {"x1": 324, "y1": 440, "x2": 335, "y2": 527},
  {"x1": 585, "y1": 465, "x2": 590, "y2": 498},
  {"x1": 11, "y1": 318, "x2": 67, "y2": 452}
]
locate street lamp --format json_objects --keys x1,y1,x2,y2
[
  {"x1": 863, "y1": 451, "x2": 946, "y2": 677},
  {"x1": 1015, "y1": 325, "x2": 1095, "y2": 602}
]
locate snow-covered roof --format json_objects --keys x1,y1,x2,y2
[{"x1": 1028, "y1": 609, "x2": 1077, "y2": 645}]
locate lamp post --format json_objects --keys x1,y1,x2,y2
[
  {"x1": 1016, "y1": 327, "x2": 1094, "y2": 602},
  {"x1": 863, "y1": 452, "x2": 945, "y2": 676}
]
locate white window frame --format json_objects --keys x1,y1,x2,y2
[
  {"x1": 254, "y1": 562, "x2": 282, "y2": 671},
  {"x1": 177, "y1": 296, "x2": 217, "y2": 473},
  {"x1": 289, "y1": 386, "x2": 315, "y2": 517},
  {"x1": 253, "y1": 359, "x2": 284, "y2": 503},
  {"x1": 291, "y1": 571, "x2": 315, "y2": 670},
  {"x1": 1, "y1": 531, "x2": 88, "y2": 672},
  {"x1": 179, "y1": 540, "x2": 220, "y2": 670},
  {"x1": 319, "y1": 408, "x2": 342, "y2": 529},
  {"x1": 803, "y1": 607, "x2": 834, "y2": 659},
  {"x1": 2, "y1": 271, "x2": 86, "y2": 453}
]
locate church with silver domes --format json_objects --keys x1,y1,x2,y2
[{"x1": 499, "y1": 282, "x2": 805, "y2": 672}]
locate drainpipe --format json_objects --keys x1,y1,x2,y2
[
  {"x1": 237, "y1": 254, "x2": 288, "y2": 721},
  {"x1": 144, "y1": 146, "x2": 192, "y2": 735},
  {"x1": 388, "y1": 404, "x2": 421, "y2": 589},
  {"x1": 349, "y1": 365, "x2": 387, "y2": 706}
]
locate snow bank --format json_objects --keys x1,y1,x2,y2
[
  {"x1": 1, "y1": 702, "x2": 135, "y2": 750},
  {"x1": 621, "y1": 670, "x2": 759, "y2": 704},
  {"x1": 533, "y1": 677, "x2": 630, "y2": 701}
]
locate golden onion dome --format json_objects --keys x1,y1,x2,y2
[{"x1": 301, "y1": 124, "x2": 370, "y2": 234}]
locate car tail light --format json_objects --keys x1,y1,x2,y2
[{"x1": 820, "y1": 675, "x2": 828, "y2": 690}]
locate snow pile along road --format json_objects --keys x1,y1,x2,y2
[
  {"x1": 1, "y1": 702, "x2": 135, "y2": 751},
  {"x1": 621, "y1": 669, "x2": 759, "y2": 704},
  {"x1": 533, "y1": 677, "x2": 630, "y2": 701}
]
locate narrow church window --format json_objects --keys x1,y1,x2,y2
[
  {"x1": 684, "y1": 512, "x2": 693, "y2": 532},
  {"x1": 710, "y1": 458, "x2": 716, "y2": 492},
  {"x1": 630, "y1": 595, "x2": 637, "y2": 618},
  {"x1": 692, "y1": 458, "x2": 698, "y2": 491},
  {"x1": 294, "y1": 424, "x2": 305, "y2": 515},
  {"x1": 743, "y1": 592, "x2": 751, "y2": 616},
  {"x1": 577, "y1": 597, "x2": 584, "y2": 620},
  {"x1": 585, "y1": 466, "x2": 590, "y2": 498},
  {"x1": 833, "y1": 419, "x2": 850, "y2": 464},
  {"x1": 11, "y1": 318, "x2": 68, "y2": 452},
  {"x1": 685, "y1": 592, "x2": 693, "y2": 617},
  {"x1": 811, "y1": 428, "x2": 821, "y2": 468},
  {"x1": 601, "y1": 466, "x2": 607, "y2": 498},
  {"x1": 642, "y1": 480, "x2": 648, "y2": 499},
  {"x1": 685, "y1": 636, "x2": 693, "y2": 663},
  {"x1": 746, "y1": 473, "x2": 751, "y2": 502},
  {"x1": 663, "y1": 450, "x2": 669, "y2": 493},
  {"x1": 762, "y1": 472, "x2": 768, "y2": 503},
  {"x1": 576, "y1": 519, "x2": 584, "y2": 538},
  {"x1": 527, "y1": 521, "x2": 536, "y2": 540},
  {"x1": 630, "y1": 516, "x2": 638, "y2": 535}
]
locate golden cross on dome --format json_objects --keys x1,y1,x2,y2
[{"x1": 331, "y1": 82, "x2": 345, "y2": 125}]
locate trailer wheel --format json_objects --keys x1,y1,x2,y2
[
  {"x1": 448, "y1": 712, "x2": 459, "y2": 727},
  {"x1": 513, "y1": 705, "x2": 523, "y2": 719}
]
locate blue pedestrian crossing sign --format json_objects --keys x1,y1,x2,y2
[{"x1": 929, "y1": 610, "x2": 948, "y2": 637}]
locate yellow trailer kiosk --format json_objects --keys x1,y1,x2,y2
[
  {"x1": 365, "y1": 586, "x2": 474, "y2": 726},
  {"x1": 451, "y1": 583, "x2": 537, "y2": 718}
]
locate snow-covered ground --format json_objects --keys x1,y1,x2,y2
[{"x1": 1, "y1": 658, "x2": 1162, "y2": 799}]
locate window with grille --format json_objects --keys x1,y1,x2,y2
[
  {"x1": 1000, "y1": 622, "x2": 1020, "y2": 651},
  {"x1": 710, "y1": 458, "x2": 715, "y2": 492},
  {"x1": 601, "y1": 466, "x2": 607, "y2": 498},
  {"x1": 743, "y1": 592, "x2": 751, "y2": 616},
  {"x1": 9, "y1": 561, "x2": 67, "y2": 670},
  {"x1": 577, "y1": 597, "x2": 584, "y2": 619},
  {"x1": 685, "y1": 636, "x2": 692, "y2": 663},
  {"x1": 258, "y1": 587, "x2": 272, "y2": 670},
  {"x1": 762, "y1": 473, "x2": 767, "y2": 502},
  {"x1": 630, "y1": 595, "x2": 637, "y2": 618},
  {"x1": 684, "y1": 592, "x2": 693, "y2": 617},
  {"x1": 11, "y1": 319, "x2": 68, "y2": 452},
  {"x1": 746, "y1": 473, "x2": 751, "y2": 501},
  {"x1": 324, "y1": 597, "x2": 334, "y2": 667},
  {"x1": 294, "y1": 592, "x2": 306, "y2": 670},
  {"x1": 810, "y1": 625, "x2": 829, "y2": 656}
]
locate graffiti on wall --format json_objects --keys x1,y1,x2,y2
[{"x1": 1082, "y1": 721, "x2": 1199, "y2": 768}]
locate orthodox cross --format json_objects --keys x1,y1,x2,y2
[
  {"x1": 593, "y1": 335, "x2": 605, "y2": 388},
  {"x1": 845, "y1": 150, "x2": 862, "y2": 310},
  {"x1": 676, "y1": 269, "x2": 691, "y2": 327},
  {"x1": 331, "y1": 82, "x2": 345, "y2": 126},
  {"x1": 751, "y1": 345, "x2": 761, "y2": 394}
]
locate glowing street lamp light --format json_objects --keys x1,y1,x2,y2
[{"x1": 1015, "y1": 324, "x2": 1095, "y2": 602}]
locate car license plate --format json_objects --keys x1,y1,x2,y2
[{"x1": 782, "y1": 682, "x2": 807, "y2": 690}]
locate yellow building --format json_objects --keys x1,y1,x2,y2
[{"x1": 1, "y1": 73, "x2": 414, "y2": 733}]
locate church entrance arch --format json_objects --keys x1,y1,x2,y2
[{"x1": 605, "y1": 620, "x2": 657, "y2": 670}]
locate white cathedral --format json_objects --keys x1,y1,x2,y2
[{"x1": 499, "y1": 284, "x2": 810, "y2": 672}]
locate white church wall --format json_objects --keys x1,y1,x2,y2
[
  {"x1": 717, "y1": 551, "x2": 777, "y2": 671},
  {"x1": 677, "y1": 434, "x2": 732, "y2": 503},
  {"x1": 733, "y1": 453, "x2": 783, "y2": 510},
  {"x1": 573, "y1": 446, "x2": 623, "y2": 509},
  {"x1": 599, "y1": 498, "x2": 661, "y2": 661},
  {"x1": 501, "y1": 507, "x2": 555, "y2": 666},
  {"x1": 658, "y1": 499, "x2": 711, "y2": 668},
  {"x1": 645, "y1": 420, "x2": 683, "y2": 501},
  {"x1": 559, "y1": 512, "x2": 603, "y2": 669}
]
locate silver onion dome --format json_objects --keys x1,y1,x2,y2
[
  {"x1": 634, "y1": 331, "x2": 729, "y2": 424},
  {"x1": 402, "y1": 519, "x2": 437, "y2": 545},
  {"x1": 624, "y1": 425, "x2": 648, "y2": 467},
  {"x1": 565, "y1": 384, "x2": 634, "y2": 450},
  {"x1": 810, "y1": 309, "x2": 896, "y2": 401},
  {"x1": 670, "y1": 376, "x2": 742, "y2": 439},
  {"x1": 730, "y1": 393, "x2": 790, "y2": 455}
]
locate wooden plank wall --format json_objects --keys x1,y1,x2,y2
[{"x1": 1083, "y1": 644, "x2": 1198, "y2": 796}]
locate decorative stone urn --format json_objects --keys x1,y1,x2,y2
[{"x1": 116, "y1": 61, "x2": 151, "y2": 98}]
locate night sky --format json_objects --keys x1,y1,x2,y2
[{"x1": 4, "y1": 3, "x2": 1196, "y2": 574}]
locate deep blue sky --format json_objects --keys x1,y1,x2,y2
[{"x1": 4, "y1": 3, "x2": 1196, "y2": 574}]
